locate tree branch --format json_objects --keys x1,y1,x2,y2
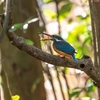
[
  {"x1": 5, "y1": 28, "x2": 100, "y2": 88},
  {"x1": 54, "y1": 0, "x2": 61, "y2": 35},
  {"x1": 1, "y1": 0, "x2": 100, "y2": 88}
]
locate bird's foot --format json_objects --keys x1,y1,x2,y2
[{"x1": 57, "y1": 55, "x2": 66, "y2": 59}]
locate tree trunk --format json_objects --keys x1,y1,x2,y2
[
  {"x1": 89, "y1": 0, "x2": 100, "y2": 99},
  {"x1": 1, "y1": 0, "x2": 46, "y2": 100}
]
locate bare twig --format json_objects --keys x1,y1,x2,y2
[
  {"x1": 35, "y1": 0, "x2": 46, "y2": 29},
  {"x1": 54, "y1": 0, "x2": 61, "y2": 35},
  {"x1": 3, "y1": 69, "x2": 12, "y2": 97},
  {"x1": 55, "y1": 67, "x2": 66, "y2": 100},
  {"x1": 44, "y1": 64, "x2": 57, "y2": 100},
  {"x1": 5, "y1": 29, "x2": 100, "y2": 88},
  {"x1": 62, "y1": 70, "x2": 71, "y2": 100}
]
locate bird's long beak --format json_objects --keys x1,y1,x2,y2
[{"x1": 40, "y1": 33, "x2": 53, "y2": 41}]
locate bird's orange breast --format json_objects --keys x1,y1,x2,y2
[{"x1": 53, "y1": 43, "x2": 73, "y2": 59}]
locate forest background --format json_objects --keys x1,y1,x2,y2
[{"x1": 0, "y1": 0, "x2": 100, "y2": 100}]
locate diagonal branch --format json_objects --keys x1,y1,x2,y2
[
  {"x1": 5, "y1": 27, "x2": 100, "y2": 88},
  {"x1": 54, "y1": 0, "x2": 61, "y2": 35},
  {"x1": 1, "y1": 0, "x2": 100, "y2": 88}
]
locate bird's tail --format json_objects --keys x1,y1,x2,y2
[{"x1": 72, "y1": 54, "x2": 77, "y2": 62}]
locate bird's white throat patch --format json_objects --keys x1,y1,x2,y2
[{"x1": 56, "y1": 39, "x2": 62, "y2": 42}]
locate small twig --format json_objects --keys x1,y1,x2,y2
[
  {"x1": 55, "y1": 67, "x2": 66, "y2": 100},
  {"x1": 36, "y1": 2, "x2": 58, "y2": 96},
  {"x1": 62, "y1": 70, "x2": 71, "y2": 100},
  {"x1": 5, "y1": 29, "x2": 100, "y2": 87},
  {"x1": 3, "y1": 69, "x2": 12, "y2": 97},
  {"x1": 44, "y1": 64, "x2": 57, "y2": 100},
  {"x1": 54, "y1": 0, "x2": 61, "y2": 35},
  {"x1": 74, "y1": 78, "x2": 89, "y2": 100},
  {"x1": 35, "y1": 0, "x2": 47, "y2": 32}
]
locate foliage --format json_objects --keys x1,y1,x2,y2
[
  {"x1": 43, "y1": 0, "x2": 69, "y2": 3},
  {"x1": 0, "y1": 0, "x2": 97, "y2": 100},
  {"x1": 70, "y1": 88, "x2": 82, "y2": 98},
  {"x1": 59, "y1": 3, "x2": 72, "y2": 20},
  {"x1": 24, "y1": 39, "x2": 34, "y2": 45},
  {"x1": 9, "y1": 17, "x2": 38, "y2": 33},
  {"x1": 67, "y1": 14, "x2": 92, "y2": 58},
  {"x1": 31, "y1": 76, "x2": 42, "y2": 92},
  {"x1": 43, "y1": 0, "x2": 92, "y2": 57},
  {"x1": 8, "y1": 17, "x2": 39, "y2": 45},
  {"x1": 41, "y1": 0, "x2": 96, "y2": 99}
]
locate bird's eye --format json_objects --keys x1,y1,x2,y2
[
  {"x1": 55, "y1": 37, "x2": 58, "y2": 40},
  {"x1": 52, "y1": 36, "x2": 56, "y2": 39}
]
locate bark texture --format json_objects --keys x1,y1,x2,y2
[{"x1": 1, "y1": 0, "x2": 46, "y2": 100}]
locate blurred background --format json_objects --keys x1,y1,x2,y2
[{"x1": 0, "y1": 0, "x2": 97, "y2": 100}]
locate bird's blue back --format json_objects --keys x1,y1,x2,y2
[
  {"x1": 53, "y1": 40, "x2": 75, "y2": 55},
  {"x1": 51, "y1": 35, "x2": 77, "y2": 62}
]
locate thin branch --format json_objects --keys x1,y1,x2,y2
[
  {"x1": 2, "y1": 12, "x2": 100, "y2": 87},
  {"x1": 44, "y1": 64, "x2": 57, "y2": 100},
  {"x1": 5, "y1": 29, "x2": 100, "y2": 88},
  {"x1": 54, "y1": 0, "x2": 61, "y2": 35},
  {"x1": 55, "y1": 67, "x2": 66, "y2": 100},
  {"x1": 3, "y1": 69, "x2": 12, "y2": 97},
  {"x1": 35, "y1": 0, "x2": 46, "y2": 28},
  {"x1": 62, "y1": 70, "x2": 71, "y2": 100}
]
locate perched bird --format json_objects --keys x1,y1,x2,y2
[{"x1": 41, "y1": 33, "x2": 77, "y2": 62}]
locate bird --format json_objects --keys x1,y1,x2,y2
[{"x1": 41, "y1": 33, "x2": 77, "y2": 62}]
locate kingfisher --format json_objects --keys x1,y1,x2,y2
[{"x1": 41, "y1": 33, "x2": 77, "y2": 62}]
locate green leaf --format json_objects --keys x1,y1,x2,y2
[
  {"x1": 70, "y1": 88, "x2": 82, "y2": 98},
  {"x1": 9, "y1": 17, "x2": 38, "y2": 32},
  {"x1": 64, "y1": 67, "x2": 69, "y2": 73},
  {"x1": 24, "y1": 39, "x2": 34, "y2": 45},
  {"x1": 38, "y1": 26, "x2": 45, "y2": 33},
  {"x1": 31, "y1": 76, "x2": 42, "y2": 92},
  {"x1": 77, "y1": 14, "x2": 89, "y2": 20},
  {"x1": 82, "y1": 36, "x2": 91, "y2": 47},
  {"x1": 43, "y1": 0, "x2": 54, "y2": 3},
  {"x1": 43, "y1": 0, "x2": 69, "y2": 3},
  {"x1": 22, "y1": 17, "x2": 38, "y2": 33},
  {"x1": 70, "y1": 91, "x2": 81, "y2": 98},
  {"x1": 43, "y1": 9, "x2": 57, "y2": 20},
  {"x1": 81, "y1": 36, "x2": 92, "y2": 55},
  {"x1": 23, "y1": 17, "x2": 38, "y2": 25},
  {"x1": 11, "y1": 95, "x2": 20, "y2": 100},
  {"x1": 86, "y1": 84, "x2": 96, "y2": 93},
  {"x1": 59, "y1": 3, "x2": 72, "y2": 20},
  {"x1": 9, "y1": 23, "x2": 23, "y2": 32}
]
